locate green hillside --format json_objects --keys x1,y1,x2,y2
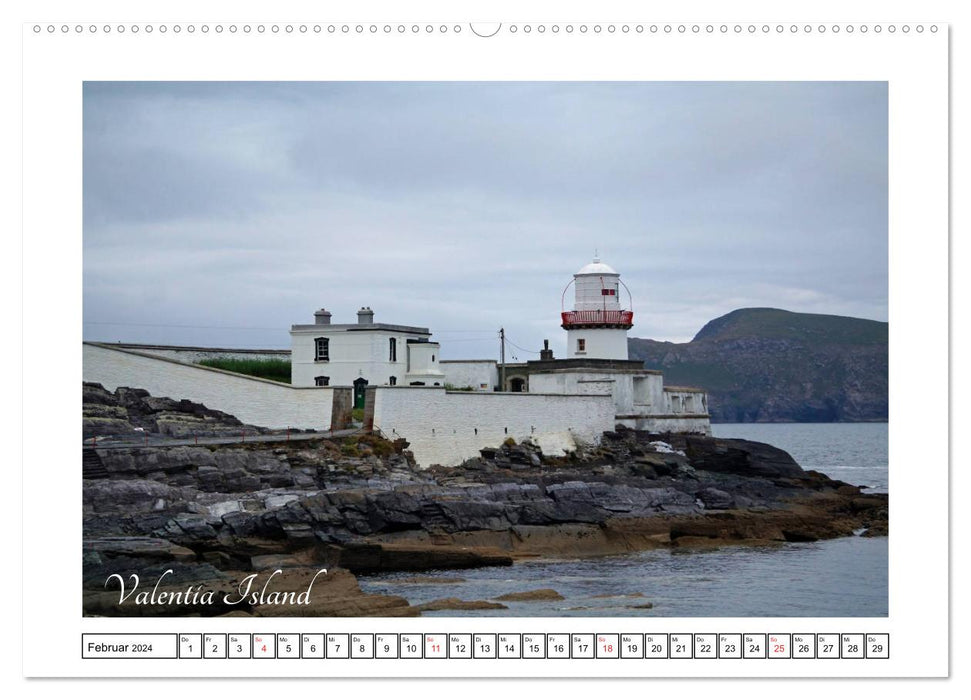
[{"x1": 693, "y1": 307, "x2": 888, "y2": 345}]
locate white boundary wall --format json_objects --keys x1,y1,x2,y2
[
  {"x1": 83, "y1": 343, "x2": 334, "y2": 430},
  {"x1": 108, "y1": 344, "x2": 290, "y2": 364},
  {"x1": 638, "y1": 415, "x2": 712, "y2": 435},
  {"x1": 370, "y1": 386, "x2": 615, "y2": 468}
]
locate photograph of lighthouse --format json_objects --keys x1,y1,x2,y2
[{"x1": 82, "y1": 81, "x2": 888, "y2": 618}]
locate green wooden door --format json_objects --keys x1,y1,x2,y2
[{"x1": 353, "y1": 377, "x2": 368, "y2": 410}]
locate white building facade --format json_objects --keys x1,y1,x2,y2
[{"x1": 290, "y1": 307, "x2": 445, "y2": 406}]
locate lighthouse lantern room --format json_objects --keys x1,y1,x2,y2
[{"x1": 561, "y1": 257, "x2": 634, "y2": 360}]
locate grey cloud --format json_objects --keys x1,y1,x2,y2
[{"x1": 83, "y1": 81, "x2": 887, "y2": 356}]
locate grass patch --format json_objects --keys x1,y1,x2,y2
[
  {"x1": 198, "y1": 358, "x2": 291, "y2": 383},
  {"x1": 357, "y1": 433, "x2": 395, "y2": 457},
  {"x1": 339, "y1": 433, "x2": 396, "y2": 458},
  {"x1": 351, "y1": 408, "x2": 365, "y2": 422}
]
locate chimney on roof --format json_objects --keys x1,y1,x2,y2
[
  {"x1": 540, "y1": 338, "x2": 554, "y2": 361},
  {"x1": 314, "y1": 308, "x2": 332, "y2": 325},
  {"x1": 357, "y1": 306, "x2": 374, "y2": 325}
]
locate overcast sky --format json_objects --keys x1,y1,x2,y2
[{"x1": 83, "y1": 81, "x2": 887, "y2": 360}]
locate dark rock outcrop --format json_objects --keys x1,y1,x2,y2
[
  {"x1": 495, "y1": 589, "x2": 564, "y2": 602},
  {"x1": 418, "y1": 598, "x2": 508, "y2": 611},
  {"x1": 83, "y1": 383, "x2": 277, "y2": 440}
]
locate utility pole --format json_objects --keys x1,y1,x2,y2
[{"x1": 499, "y1": 327, "x2": 506, "y2": 392}]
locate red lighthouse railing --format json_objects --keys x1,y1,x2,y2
[{"x1": 561, "y1": 310, "x2": 634, "y2": 328}]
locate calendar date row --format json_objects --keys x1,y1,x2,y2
[{"x1": 82, "y1": 632, "x2": 888, "y2": 660}]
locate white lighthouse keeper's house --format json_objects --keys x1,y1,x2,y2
[{"x1": 290, "y1": 306, "x2": 445, "y2": 408}]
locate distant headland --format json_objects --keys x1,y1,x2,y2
[{"x1": 629, "y1": 308, "x2": 888, "y2": 423}]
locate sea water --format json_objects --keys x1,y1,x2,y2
[{"x1": 359, "y1": 423, "x2": 889, "y2": 617}]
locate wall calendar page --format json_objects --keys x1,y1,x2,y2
[{"x1": 16, "y1": 0, "x2": 953, "y2": 692}]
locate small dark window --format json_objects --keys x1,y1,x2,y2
[
  {"x1": 389, "y1": 337, "x2": 397, "y2": 362},
  {"x1": 410, "y1": 381, "x2": 425, "y2": 386},
  {"x1": 314, "y1": 376, "x2": 330, "y2": 386},
  {"x1": 601, "y1": 288, "x2": 616, "y2": 296},
  {"x1": 314, "y1": 337, "x2": 330, "y2": 362},
  {"x1": 577, "y1": 338, "x2": 586, "y2": 352},
  {"x1": 431, "y1": 354, "x2": 435, "y2": 362},
  {"x1": 389, "y1": 376, "x2": 397, "y2": 386}
]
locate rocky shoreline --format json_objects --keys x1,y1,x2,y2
[{"x1": 82, "y1": 383, "x2": 888, "y2": 617}]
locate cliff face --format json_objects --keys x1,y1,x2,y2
[{"x1": 628, "y1": 308, "x2": 888, "y2": 423}]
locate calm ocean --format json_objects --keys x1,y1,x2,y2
[{"x1": 359, "y1": 423, "x2": 889, "y2": 617}]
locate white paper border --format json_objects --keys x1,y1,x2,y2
[{"x1": 20, "y1": 13, "x2": 948, "y2": 681}]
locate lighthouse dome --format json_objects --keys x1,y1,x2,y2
[{"x1": 576, "y1": 258, "x2": 618, "y2": 276}]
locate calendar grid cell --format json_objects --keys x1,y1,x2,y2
[
  {"x1": 866, "y1": 634, "x2": 890, "y2": 659},
  {"x1": 203, "y1": 634, "x2": 227, "y2": 659},
  {"x1": 375, "y1": 634, "x2": 399, "y2": 659},
  {"x1": 253, "y1": 634, "x2": 275, "y2": 659},
  {"x1": 277, "y1": 633, "x2": 300, "y2": 659},
  {"x1": 496, "y1": 634, "x2": 518, "y2": 659}
]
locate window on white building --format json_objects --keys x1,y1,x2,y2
[
  {"x1": 389, "y1": 337, "x2": 397, "y2": 362},
  {"x1": 389, "y1": 376, "x2": 397, "y2": 386},
  {"x1": 577, "y1": 338, "x2": 586, "y2": 352},
  {"x1": 314, "y1": 376, "x2": 330, "y2": 386},
  {"x1": 314, "y1": 337, "x2": 329, "y2": 362}
]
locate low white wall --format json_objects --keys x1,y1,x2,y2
[
  {"x1": 109, "y1": 344, "x2": 290, "y2": 364},
  {"x1": 634, "y1": 373, "x2": 667, "y2": 412},
  {"x1": 83, "y1": 343, "x2": 334, "y2": 430},
  {"x1": 441, "y1": 360, "x2": 498, "y2": 391},
  {"x1": 371, "y1": 387, "x2": 615, "y2": 468},
  {"x1": 637, "y1": 415, "x2": 712, "y2": 436},
  {"x1": 664, "y1": 389, "x2": 709, "y2": 415},
  {"x1": 530, "y1": 370, "x2": 641, "y2": 412}
]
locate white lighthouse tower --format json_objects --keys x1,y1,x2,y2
[{"x1": 561, "y1": 257, "x2": 633, "y2": 360}]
